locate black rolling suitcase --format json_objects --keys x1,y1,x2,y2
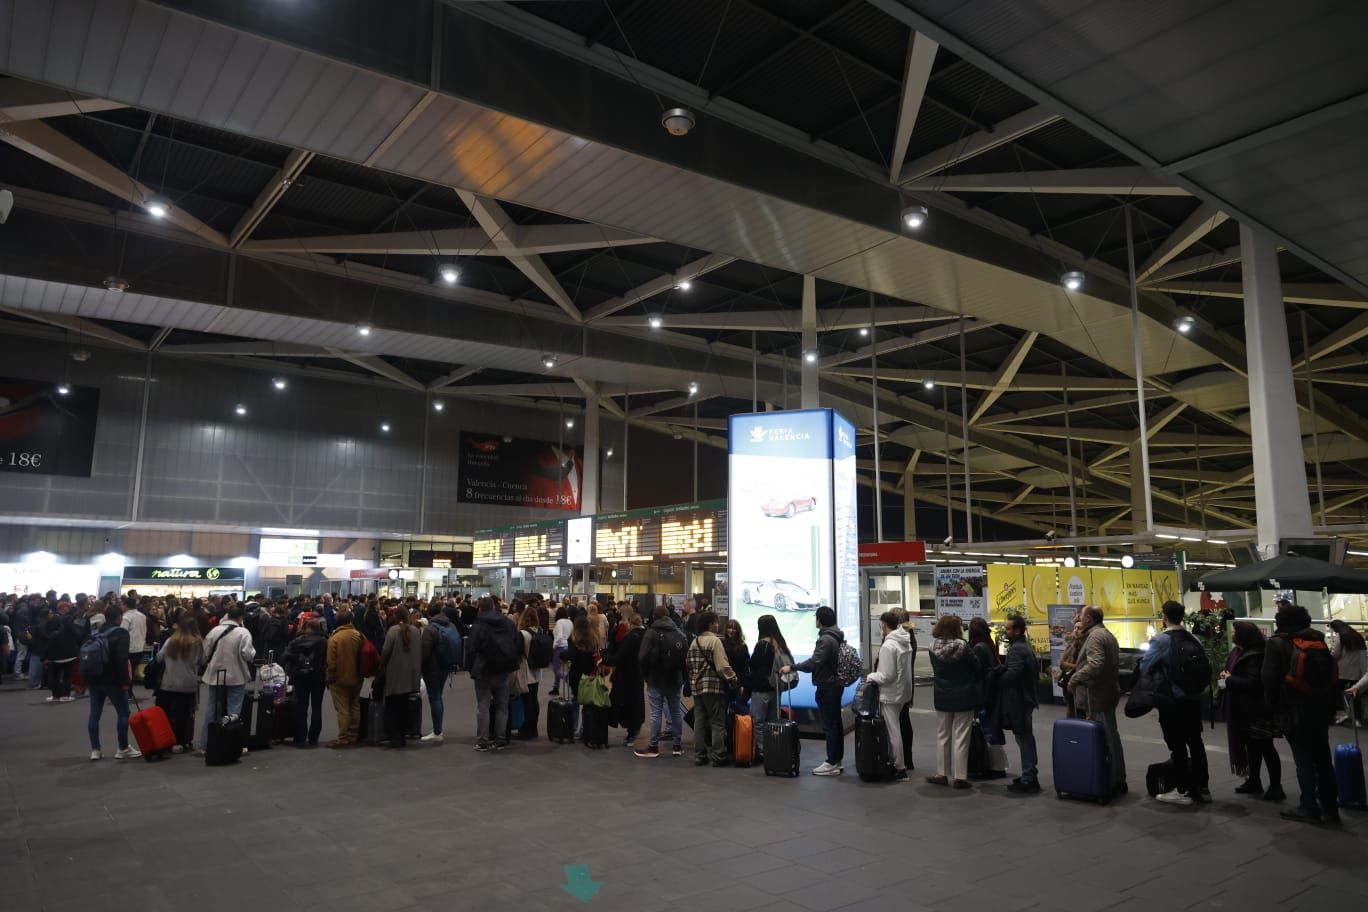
[
  {"x1": 582, "y1": 704, "x2": 609, "y2": 748},
  {"x1": 763, "y1": 679, "x2": 801, "y2": 777},
  {"x1": 406, "y1": 693, "x2": 423, "y2": 738},
  {"x1": 241, "y1": 689, "x2": 276, "y2": 750},
  {"x1": 855, "y1": 714, "x2": 896, "y2": 782},
  {"x1": 359, "y1": 695, "x2": 387, "y2": 745},
  {"x1": 205, "y1": 671, "x2": 247, "y2": 766},
  {"x1": 548, "y1": 693, "x2": 577, "y2": 743}
]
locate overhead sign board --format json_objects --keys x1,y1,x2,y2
[
  {"x1": 594, "y1": 499, "x2": 726, "y2": 562},
  {"x1": 858, "y1": 540, "x2": 927, "y2": 565},
  {"x1": 122, "y1": 565, "x2": 245, "y2": 582},
  {"x1": 457, "y1": 432, "x2": 583, "y2": 511}
]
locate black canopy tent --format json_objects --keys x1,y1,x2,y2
[{"x1": 1193, "y1": 553, "x2": 1368, "y2": 595}]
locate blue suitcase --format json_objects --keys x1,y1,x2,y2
[
  {"x1": 1053, "y1": 718, "x2": 1110, "y2": 804},
  {"x1": 1337, "y1": 694, "x2": 1367, "y2": 811}
]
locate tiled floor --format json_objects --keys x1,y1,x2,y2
[{"x1": 2, "y1": 675, "x2": 1364, "y2": 912}]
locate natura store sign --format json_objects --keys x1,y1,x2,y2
[{"x1": 122, "y1": 565, "x2": 245, "y2": 582}]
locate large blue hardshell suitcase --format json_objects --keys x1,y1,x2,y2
[
  {"x1": 1053, "y1": 718, "x2": 1110, "y2": 804},
  {"x1": 1337, "y1": 694, "x2": 1367, "y2": 811}
]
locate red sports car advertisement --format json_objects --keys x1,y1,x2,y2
[
  {"x1": 0, "y1": 376, "x2": 99, "y2": 477},
  {"x1": 457, "y1": 432, "x2": 583, "y2": 511}
]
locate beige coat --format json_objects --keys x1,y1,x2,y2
[{"x1": 1070, "y1": 623, "x2": 1121, "y2": 716}]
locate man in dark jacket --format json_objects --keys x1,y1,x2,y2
[
  {"x1": 781, "y1": 606, "x2": 846, "y2": 777},
  {"x1": 1263, "y1": 603, "x2": 1339, "y2": 824},
  {"x1": 635, "y1": 606, "x2": 687, "y2": 758},
  {"x1": 996, "y1": 613, "x2": 1041, "y2": 793},
  {"x1": 86, "y1": 605, "x2": 138, "y2": 760},
  {"x1": 1139, "y1": 600, "x2": 1210, "y2": 806},
  {"x1": 283, "y1": 619, "x2": 329, "y2": 747},
  {"x1": 465, "y1": 598, "x2": 518, "y2": 751}
]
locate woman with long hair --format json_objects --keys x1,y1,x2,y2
[
  {"x1": 514, "y1": 605, "x2": 545, "y2": 740},
  {"x1": 551, "y1": 604, "x2": 573, "y2": 697},
  {"x1": 967, "y1": 616, "x2": 1008, "y2": 780},
  {"x1": 1219, "y1": 621, "x2": 1284, "y2": 800},
  {"x1": 748, "y1": 615, "x2": 792, "y2": 760},
  {"x1": 927, "y1": 614, "x2": 981, "y2": 788},
  {"x1": 607, "y1": 606, "x2": 646, "y2": 747},
  {"x1": 722, "y1": 619, "x2": 751, "y2": 697},
  {"x1": 379, "y1": 606, "x2": 422, "y2": 748},
  {"x1": 1330, "y1": 620, "x2": 1367, "y2": 723},
  {"x1": 565, "y1": 614, "x2": 605, "y2": 746},
  {"x1": 156, "y1": 617, "x2": 203, "y2": 752}
]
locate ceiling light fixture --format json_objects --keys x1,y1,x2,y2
[
  {"x1": 605, "y1": 448, "x2": 614, "y2": 458},
  {"x1": 1061, "y1": 271, "x2": 1085, "y2": 292},
  {"x1": 661, "y1": 107, "x2": 696, "y2": 137},
  {"x1": 542, "y1": 354, "x2": 557, "y2": 369},
  {"x1": 1063, "y1": 556, "x2": 1077, "y2": 568},
  {"x1": 433, "y1": 400, "x2": 445, "y2": 412},
  {"x1": 355, "y1": 322, "x2": 372, "y2": 336},
  {"x1": 675, "y1": 280, "x2": 692, "y2": 291},
  {"x1": 272, "y1": 377, "x2": 287, "y2": 390},
  {"x1": 566, "y1": 418, "x2": 575, "y2": 429},
  {"x1": 1120, "y1": 554, "x2": 1136, "y2": 569},
  {"x1": 923, "y1": 378, "x2": 935, "y2": 390},
  {"x1": 56, "y1": 383, "x2": 71, "y2": 396},
  {"x1": 1175, "y1": 315, "x2": 1195, "y2": 334},
  {"x1": 687, "y1": 381, "x2": 699, "y2": 396},
  {"x1": 438, "y1": 264, "x2": 460, "y2": 285},
  {"x1": 103, "y1": 275, "x2": 129, "y2": 292},
  {"x1": 380, "y1": 422, "x2": 391, "y2": 433},
  {"x1": 901, "y1": 205, "x2": 929, "y2": 230},
  {"x1": 648, "y1": 315, "x2": 663, "y2": 329},
  {"x1": 672, "y1": 432, "x2": 683, "y2": 441},
  {"x1": 803, "y1": 350, "x2": 818, "y2": 364},
  {"x1": 234, "y1": 403, "x2": 247, "y2": 417},
  {"x1": 859, "y1": 326, "x2": 870, "y2": 337},
  {"x1": 145, "y1": 200, "x2": 168, "y2": 218}
]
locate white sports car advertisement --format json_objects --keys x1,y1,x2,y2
[{"x1": 729, "y1": 408, "x2": 859, "y2": 709}]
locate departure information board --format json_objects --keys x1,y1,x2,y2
[
  {"x1": 659, "y1": 503, "x2": 727, "y2": 556},
  {"x1": 594, "y1": 512, "x2": 660, "y2": 562},
  {"x1": 594, "y1": 500, "x2": 726, "y2": 561},
  {"x1": 472, "y1": 529, "x2": 514, "y2": 567},
  {"x1": 511, "y1": 519, "x2": 565, "y2": 566}
]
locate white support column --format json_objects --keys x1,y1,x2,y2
[
  {"x1": 801, "y1": 275, "x2": 818, "y2": 408},
  {"x1": 1241, "y1": 224, "x2": 1314, "y2": 556},
  {"x1": 582, "y1": 392, "x2": 601, "y2": 516}
]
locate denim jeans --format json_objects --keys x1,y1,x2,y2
[
  {"x1": 294, "y1": 678, "x2": 326, "y2": 745},
  {"x1": 551, "y1": 646, "x2": 568, "y2": 692},
  {"x1": 751, "y1": 690, "x2": 776, "y2": 757},
  {"x1": 88, "y1": 685, "x2": 130, "y2": 751},
  {"x1": 198, "y1": 683, "x2": 246, "y2": 749},
  {"x1": 815, "y1": 682, "x2": 845, "y2": 765},
  {"x1": 26, "y1": 649, "x2": 44, "y2": 688},
  {"x1": 647, "y1": 685, "x2": 684, "y2": 749},
  {"x1": 474, "y1": 675, "x2": 509, "y2": 744},
  {"x1": 424, "y1": 670, "x2": 448, "y2": 735},
  {"x1": 1014, "y1": 708, "x2": 1038, "y2": 784}
]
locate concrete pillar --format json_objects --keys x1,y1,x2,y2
[
  {"x1": 801, "y1": 274, "x2": 818, "y2": 408},
  {"x1": 1241, "y1": 224, "x2": 1313, "y2": 556},
  {"x1": 902, "y1": 472, "x2": 917, "y2": 541},
  {"x1": 581, "y1": 392, "x2": 600, "y2": 516}
]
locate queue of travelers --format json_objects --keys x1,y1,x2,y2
[{"x1": 2, "y1": 587, "x2": 1360, "y2": 826}]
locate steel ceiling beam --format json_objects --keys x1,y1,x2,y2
[
  {"x1": 158, "y1": 342, "x2": 338, "y2": 357},
  {"x1": 0, "y1": 120, "x2": 227, "y2": 247},
  {"x1": 456, "y1": 190, "x2": 583, "y2": 322},
  {"x1": 831, "y1": 368, "x2": 1149, "y2": 392},
  {"x1": 1307, "y1": 311, "x2": 1368, "y2": 361},
  {"x1": 895, "y1": 105, "x2": 1061, "y2": 184},
  {"x1": 888, "y1": 32, "x2": 939, "y2": 183},
  {"x1": 0, "y1": 305, "x2": 146, "y2": 351},
  {"x1": 1134, "y1": 202, "x2": 1229, "y2": 284},
  {"x1": 428, "y1": 366, "x2": 481, "y2": 391},
  {"x1": 602, "y1": 303, "x2": 944, "y2": 332},
  {"x1": 819, "y1": 319, "x2": 993, "y2": 368},
  {"x1": 1089, "y1": 402, "x2": 1190, "y2": 469},
  {"x1": 976, "y1": 392, "x2": 1154, "y2": 427},
  {"x1": 229, "y1": 148, "x2": 313, "y2": 248},
  {"x1": 362, "y1": 91, "x2": 439, "y2": 167},
  {"x1": 1140, "y1": 245, "x2": 1244, "y2": 284},
  {"x1": 0, "y1": 78, "x2": 126, "y2": 122},
  {"x1": 243, "y1": 224, "x2": 655, "y2": 257},
  {"x1": 901, "y1": 166, "x2": 1187, "y2": 196},
  {"x1": 969, "y1": 331, "x2": 1038, "y2": 424},
  {"x1": 583, "y1": 253, "x2": 735, "y2": 322},
  {"x1": 1148, "y1": 281, "x2": 1368, "y2": 310},
  {"x1": 324, "y1": 350, "x2": 426, "y2": 391}
]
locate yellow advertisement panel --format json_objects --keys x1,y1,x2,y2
[
  {"x1": 1061, "y1": 567, "x2": 1091, "y2": 606},
  {"x1": 1023, "y1": 565, "x2": 1059, "y2": 622},
  {"x1": 1150, "y1": 570, "x2": 1181, "y2": 607},
  {"x1": 987, "y1": 564, "x2": 1025, "y2": 621},
  {"x1": 1123, "y1": 569, "x2": 1155, "y2": 616},
  {"x1": 1091, "y1": 567, "x2": 1125, "y2": 617}
]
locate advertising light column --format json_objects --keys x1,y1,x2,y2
[{"x1": 729, "y1": 409, "x2": 859, "y2": 709}]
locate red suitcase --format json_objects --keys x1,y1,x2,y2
[{"x1": 129, "y1": 703, "x2": 177, "y2": 761}]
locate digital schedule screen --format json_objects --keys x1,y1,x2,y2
[
  {"x1": 511, "y1": 520, "x2": 565, "y2": 566},
  {"x1": 472, "y1": 529, "x2": 514, "y2": 567},
  {"x1": 594, "y1": 514, "x2": 660, "y2": 562},
  {"x1": 659, "y1": 505, "x2": 728, "y2": 556}
]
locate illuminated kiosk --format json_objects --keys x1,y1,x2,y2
[{"x1": 728, "y1": 409, "x2": 860, "y2": 731}]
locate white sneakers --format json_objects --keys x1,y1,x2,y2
[
  {"x1": 1155, "y1": 788, "x2": 1193, "y2": 806},
  {"x1": 89, "y1": 750, "x2": 102, "y2": 761},
  {"x1": 60, "y1": 696, "x2": 75, "y2": 703},
  {"x1": 114, "y1": 747, "x2": 142, "y2": 760},
  {"x1": 812, "y1": 762, "x2": 843, "y2": 777},
  {"x1": 420, "y1": 732, "x2": 444, "y2": 743},
  {"x1": 45, "y1": 696, "x2": 57, "y2": 703}
]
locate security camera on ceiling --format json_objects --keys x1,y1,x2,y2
[{"x1": 0, "y1": 189, "x2": 13, "y2": 224}]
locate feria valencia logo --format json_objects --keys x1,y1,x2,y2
[
  {"x1": 837, "y1": 426, "x2": 851, "y2": 448},
  {"x1": 747, "y1": 425, "x2": 811, "y2": 444}
]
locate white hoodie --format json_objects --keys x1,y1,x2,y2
[{"x1": 865, "y1": 626, "x2": 915, "y2": 705}]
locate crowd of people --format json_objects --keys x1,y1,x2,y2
[{"x1": 1, "y1": 588, "x2": 1361, "y2": 825}]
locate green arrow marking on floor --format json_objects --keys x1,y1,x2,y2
[{"x1": 561, "y1": 864, "x2": 602, "y2": 902}]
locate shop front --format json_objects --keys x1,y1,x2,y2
[{"x1": 120, "y1": 564, "x2": 246, "y2": 599}]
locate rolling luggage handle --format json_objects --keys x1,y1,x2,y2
[{"x1": 1348, "y1": 691, "x2": 1361, "y2": 752}]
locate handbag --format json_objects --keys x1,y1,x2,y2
[
  {"x1": 576, "y1": 672, "x2": 611, "y2": 708},
  {"x1": 772, "y1": 649, "x2": 798, "y2": 692}
]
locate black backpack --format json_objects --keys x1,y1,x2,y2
[
  {"x1": 478, "y1": 621, "x2": 522, "y2": 675},
  {"x1": 656, "y1": 626, "x2": 689, "y2": 672},
  {"x1": 1166, "y1": 629, "x2": 1212, "y2": 698},
  {"x1": 526, "y1": 628, "x2": 554, "y2": 669}
]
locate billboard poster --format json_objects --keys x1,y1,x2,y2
[
  {"x1": 1090, "y1": 567, "x2": 1125, "y2": 617},
  {"x1": 729, "y1": 409, "x2": 857, "y2": 708},
  {"x1": 0, "y1": 377, "x2": 100, "y2": 477},
  {"x1": 987, "y1": 564, "x2": 1025, "y2": 621},
  {"x1": 1150, "y1": 569, "x2": 1181, "y2": 607},
  {"x1": 1062, "y1": 566, "x2": 1090, "y2": 605},
  {"x1": 1023, "y1": 565, "x2": 1059, "y2": 622},
  {"x1": 1048, "y1": 604, "x2": 1079, "y2": 698},
  {"x1": 935, "y1": 565, "x2": 988, "y2": 621},
  {"x1": 457, "y1": 432, "x2": 582, "y2": 510},
  {"x1": 1123, "y1": 569, "x2": 1156, "y2": 616}
]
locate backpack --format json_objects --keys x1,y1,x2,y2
[
  {"x1": 478, "y1": 622, "x2": 521, "y2": 675},
  {"x1": 835, "y1": 640, "x2": 862, "y2": 687},
  {"x1": 1283, "y1": 635, "x2": 1336, "y2": 696},
  {"x1": 78, "y1": 626, "x2": 113, "y2": 679},
  {"x1": 434, "y1": 622, "x2": 464, "y2": 670},
  {"x1": 526, "y1": 628, "x2": 554, "y2": 669},
  {"x1": 1166, "y1": 629, "x2": 1212, "y2": 698},
  {"x1": 771, "y1": 649, "x2": 798, "y2": 692},
  {"x1": 655, "y1": 626, "x2": 689, "y2": 672},
  {"x1": 358, "y1": 638, "x2": 381, "y2": 678}
]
